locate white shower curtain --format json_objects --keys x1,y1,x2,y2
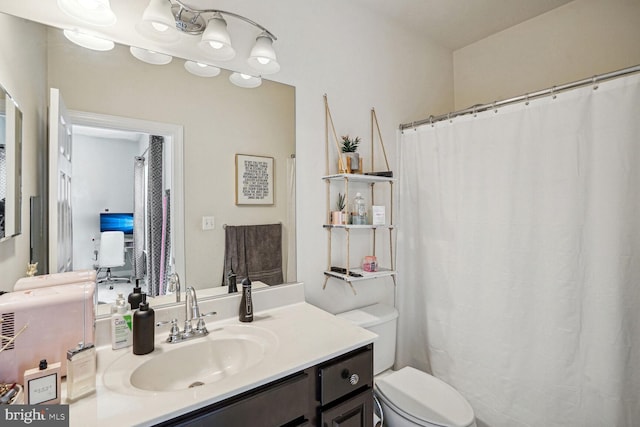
[{"x1": 396, "y1": 73, "x2": 640, "y2": 427}]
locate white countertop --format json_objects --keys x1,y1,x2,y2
[{"x1": 68, "y1": 285, "x2": 376, "y2": 426}]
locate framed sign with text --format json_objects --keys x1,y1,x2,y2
[{"x1": 235, "y1": 154, "x2": 274, "y2": 205}]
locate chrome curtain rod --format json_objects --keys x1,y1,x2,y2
[{"x1": 399, "y1": 64, "x2": 640, "y2": 130}]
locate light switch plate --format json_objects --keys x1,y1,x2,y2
[{"x1": 202, "y1": 216, "x2": 215, "y2": 230}]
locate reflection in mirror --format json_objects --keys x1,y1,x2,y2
[
  {"x1": 1, "y1": 12, "x2": 295, "y2": 316},
  {"x1": 0, "y1": 84, "x2": 22, "y2": 242}
]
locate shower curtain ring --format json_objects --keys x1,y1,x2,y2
[
  {"x1": 592, "y1": 76, "x2": 599, "y2": 90},
  {"x1": 429, "y1": 115, "x2": 434, "y2": 127},
  {"x1": 525, "y1": 94, "x2": 530, "y2": 106},
  {"x1": 493, "y1": 102, "x2": 498, "y2": 113},
  {"x1": 551, "y1": 86, "x2": 557, "y2": 99},
  {"x1": 448, "y1": 112, "x2": 452, "y2": 123}
]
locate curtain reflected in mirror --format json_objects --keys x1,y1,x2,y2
[{"x1": 141, "y1": 135, "x2": 172, "y2": 297}]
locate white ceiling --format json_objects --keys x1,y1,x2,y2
[
  {"x1": 352, "y1": 0, "x2": 574, "y2": 50},
  {"x1": 0, "y1": 0, "x2": 574, "y2": 78}
]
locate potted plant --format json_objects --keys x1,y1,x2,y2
[
  {"x1": 331, "y1": 193, "x2": 348, "y2": 225},
  {"x1": 340, "y1": 135, "x2": 361, "y2": 173}
]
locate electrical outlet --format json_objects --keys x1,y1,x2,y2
[{"x1": 202, "y1": 216, "x2": 215, "y2": 230}]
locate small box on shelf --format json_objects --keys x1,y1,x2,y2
[{"x1": 371, "y1": 206, "x2": 385, "y2": 226}]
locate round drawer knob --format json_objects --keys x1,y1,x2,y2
[{"x1": 349, "y1": 373, "x2": 359, "y2": 386}]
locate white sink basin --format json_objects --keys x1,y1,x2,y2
[{"x1": 103, "y1": 324, "x2": 278, "y2": 394}]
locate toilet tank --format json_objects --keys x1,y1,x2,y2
[{"x1": 337, "y1": 303, "x2": 398, "y2": 375}]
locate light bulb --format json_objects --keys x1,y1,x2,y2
[
  {"x1": 78, "y1": 0, "x2": 101, "y2": 10},
  {"x1": 240, "y1": 74, "x2": 252, "y2": 80},
  {"x1": 197, "y1": 62, "x2": 207, "y2": 68},
  {"x1": 209, "y1": 41, "x2": 224, "y2": 50},
  {"x1": 257, "y1": 57, "x2": 270, "y2": 65},
  {"x1": 151, "y1": 22, "x2": 168, "y2": 32}
]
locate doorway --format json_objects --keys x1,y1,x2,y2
[{"x1": 46, "y1": 100, "x2": 185, "y2": 304}]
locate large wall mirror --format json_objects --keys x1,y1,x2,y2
[
  {"x1": 0, "y1": 84, "x2": 22, "y2": 242},
  {"x1": 1, "y1": 11, "x2": 295, "y2": 317}
]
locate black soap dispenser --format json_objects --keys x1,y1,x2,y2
[
  {"x1": 128, "y1": 279, "x2": 143, "y2": 310},
  {"x1": 133, "y1": 294, "x2": 155, "y2": 355},
  {"x1": 239, "y1": 277, "x2": 253, "y2": 322},
  {"x1": 227, "y1": 268, "x2": 237, "y2": 293}
]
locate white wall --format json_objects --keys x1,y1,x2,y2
[
  {"x1": 268, "y1": 1, "x2": 453, "y2": 313},
  {"x1": 71, "y1": 134, "x2": 140, "y2": 270},
  {"x1": 453, "y1": 0, "x2": 640, "y2": 109},
  {"x1": 0, "y1": 15, "x2": 47, "y2": 291}
]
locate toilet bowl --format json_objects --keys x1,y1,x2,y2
[
  {"x1": 337, "y1": 304, "x2": 476, "y2": 427},
  {"x1": 375, "y1": 366, "x2": 476, "y2": 427}
]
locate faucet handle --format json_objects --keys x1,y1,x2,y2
[
  {"x1": 195, "y1": 311, "x2": 217, "y2": 333},
  {"x1": 157, "y1": 318, "x2": 180, "y2": 342},
  {"x1": 156, "y1": 318, "x2": 177, "y2": 328}
]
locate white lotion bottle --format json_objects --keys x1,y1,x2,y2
[{"x1": 111, "y1": 293, "x2": 133, "y2": 349}]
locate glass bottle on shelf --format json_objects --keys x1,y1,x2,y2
[{"x1": 351, "y1": 192, "x2": 367, "y2": 225}]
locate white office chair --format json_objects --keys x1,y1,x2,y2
[{"x1": 97, "y1": 231, "x2": 130, "y2": 289}]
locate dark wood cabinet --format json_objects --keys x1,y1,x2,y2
[
  {"x1": 315, "y1": 345, "x2": 373, "y2": 427},
  {"x1": 156, "y1": 344, "x2": 373, "y2": 427},
  {"x1": 319, "y1": 390, "x2": 373, "y2": 427}
]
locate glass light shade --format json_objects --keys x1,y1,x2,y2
[
  {"x1": 141, "y1": 0, "x2": 176, "y2": 32},
  {"x1": 184, "y1": 61, "x2": 221, "y2": 77},
  {"x1": 63, "y1": 29, "x2": 115, "y2": 51},
  {"x1": 129, "y1": 46, "x2": 173, "y2": 65},
  {"x1": 135, "y1": 21, "x2": 180, "y2": 43},
  {"x1": 248, "y1": 33, "x2": 280, "y2": 74},
  {"x1": 229, "y1": 72, "x2": 262, "y2": 88},
  {"x1": 57, "y1": 0, "x2": 117, "y2": 26},
  {"x1": 198, "y1": 14, "x2": 235, "y2": 60}
]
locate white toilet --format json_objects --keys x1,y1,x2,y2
[{"x1": 337, "y1": 304, "x2": 476, "y2": 427}]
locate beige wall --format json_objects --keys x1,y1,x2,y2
[
  {"x1": 0, "y1": 15, "x2": 47, "y2": 291},
  {"x1": 453, "y1": 0, "x2": 640, "y2": 109},
  {"x1": 46, "y1": 29, "x2": 295, "y2": 289}
]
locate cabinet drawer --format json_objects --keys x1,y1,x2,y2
[
  {"x1": 319, "y1": 347, "x2": 373, "y2": 405},
  {"x1": 161, "y1": 371, "x2": 310, "y2": 427},
  {"x1": 320, "y1": 389, "x2": 373, "y2": 427}
]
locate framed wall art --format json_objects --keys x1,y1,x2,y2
[{"x1": 235, "y1": 154, "x2": 274, "y2": 205}]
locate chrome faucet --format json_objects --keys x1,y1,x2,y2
[
  {"x1": 183, "y1": 287, "x2": 201, "y2": 336},
  {"x1": 168, "y1": 272, "x2": 181, "y2": 302},
  {"x1": 156, "y1": 286, "x2": 216, "y2": 343}
]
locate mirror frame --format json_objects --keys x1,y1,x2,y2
[{"x1": 0, "y1": 84, "x2": 22, "y2": 243}]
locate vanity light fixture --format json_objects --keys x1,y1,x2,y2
[
  {"x1": 229, "y1": 72, "x2": 262, "y2": 89},
  {"x1": 129, "y1": 46, "x2": 173, "y2": 65},
  {"x1": 63, "y1": 29, "x2": 115, "y2": 51},
  {"x1": 140, "y1": 0, "x2": 280, "y2": 75},
  {"x1": 184, "y1": 61, "x2": 221, "y2": 78},
  {"x1": 57, "y1": 0, "x2": 117, "y2": 26}
]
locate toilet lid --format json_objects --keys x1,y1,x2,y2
[{"x1": 375, "y1": 367, "x2": 474, "y2": 427}]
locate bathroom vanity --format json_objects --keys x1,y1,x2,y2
[
  {"x1": 159, "y1": 345, "x2": 373, "y2": 426},
  {"x1": 69, "y1": 283, "x2": 376, "y2": 426}
]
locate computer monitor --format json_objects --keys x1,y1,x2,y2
[{"x1": 99, "y1": 212, "x2": 134, "y2": 234}]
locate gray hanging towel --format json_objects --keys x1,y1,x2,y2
[{"x1": 223, "y1": 224, "x2": 283, "y2": 286}]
